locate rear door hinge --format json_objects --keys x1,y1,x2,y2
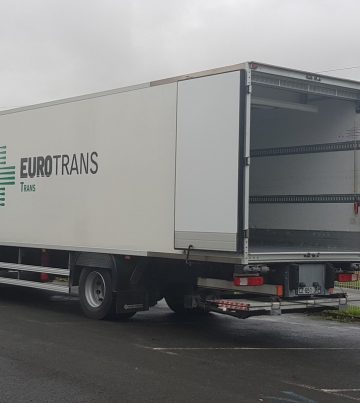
[{"x1": 246, "y1": 85, "x2": 252, "y2": 94}]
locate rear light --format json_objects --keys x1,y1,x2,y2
[
  {"x1": 337, "y1": 273, "x2": 359, "y2": 282},
  {"x1": 40, "y1": 273, "x2": 49, "y2": 282},
  {"x1": 233, "y1": 276, "x2": 264, "y2": 286}
]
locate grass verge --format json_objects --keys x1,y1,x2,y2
[
  {"x1": 321, "y1": 305, "x2": 360, "y2": 322},
  {"x1": 335, "y1": 280, "x2": 360, "y2": 289}
]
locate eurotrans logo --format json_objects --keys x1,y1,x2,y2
[
  {"x1": 0, "y1": 146, "x2": 16, "y2": 207},
  {"x1": 0, "y1": 146, "x2": 99, "y2": 207}
]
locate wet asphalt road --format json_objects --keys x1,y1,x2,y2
[{"x1": 0, "y1": 287, "x2": 359, "y2": 403}]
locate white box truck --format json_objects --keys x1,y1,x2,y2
[{"x1": 0, "y1": 61, "x2": 359, "y2": 319}]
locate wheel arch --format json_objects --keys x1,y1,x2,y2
[{"x1": 73, "y1": 252, "x2": 118, "y2": 291}]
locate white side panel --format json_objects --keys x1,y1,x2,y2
[
  {"x1": 0, "y1": 84, "x2": 179, "y2": 254},
  {"x1": 175, "y1": 71, "x2": 241, "y2": 251}
]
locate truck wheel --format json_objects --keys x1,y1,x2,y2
[
  {"x1": 165, "y1": 293, "x2": 188, "y2": 314},
  {"x1": 79, "y1": 268, "x2": 115, "y2": 320},
  {"x1": 165, "y1": 286, "x2": 209, "y2": 316}
]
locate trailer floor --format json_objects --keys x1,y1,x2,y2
[{"x1": 0, "y1": 286, "x2": 359, "y2": 403}]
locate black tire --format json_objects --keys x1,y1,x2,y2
[
  {"x1": 164, "y1": 285, "x2": 209, "y2": 316},
  {"x1": 164, "y1": 292, "x2": 188, "y2": 314},
  {"x1": 79, "y1": 268, "x2": 115, "y2": 320}
]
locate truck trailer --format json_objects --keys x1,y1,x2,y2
[{"x1": 0, "y1": 61, "x2": 359, "y2": 320}]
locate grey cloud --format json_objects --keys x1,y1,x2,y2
[{"x1": 1, "y1": 0, "x2": 359, "y2": 108}]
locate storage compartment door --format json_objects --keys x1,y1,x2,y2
[{"x1": 175, "y1": 71, "x2": 243, "y2": 252}]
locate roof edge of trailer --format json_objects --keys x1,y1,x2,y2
[
  {"x1": 150, "y1": 61, "x2": 360, "y2": 89},
  {"x1": 149, "y1": 62, "x2": 249, "y2": 86},
  {"x1": 0, "y1": 82, "x2": 152, "y2": 116},
  {"x1": 1, "y1": 61, "x2": 360, "y2": 116},
  {"x1": 248, "y1": 61, "x2": 360, "y2": 92}
]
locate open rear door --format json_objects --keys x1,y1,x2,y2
[{"x1": 175, "y1": 70, "x2": 246, "y2": 252}]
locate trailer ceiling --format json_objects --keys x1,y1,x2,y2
[{"x1": 251, "y1": 71, "x2": 360, "y2": 102}]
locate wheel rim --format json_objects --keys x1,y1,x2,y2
[{"x1": 84, "y1": 271, "x2": 106, "y2": 308}]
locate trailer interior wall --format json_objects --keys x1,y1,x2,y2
[{"x1": 249, "y1": 83, "x2": 360, "y2": 252}]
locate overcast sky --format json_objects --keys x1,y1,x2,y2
[{"x1": 1, "y1": 0, "x2": 360, "y2": 109}]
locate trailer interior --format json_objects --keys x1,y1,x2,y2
[{"x1": 248, "y1": 67, "x2": 360, "y2": 256}]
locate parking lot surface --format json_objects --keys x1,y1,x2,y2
[{"x1": 0, "y1": 287, "x2": 359, "y2": 403}]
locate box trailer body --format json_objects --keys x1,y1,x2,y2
[
  {"x1": 1, "y1": 82, "x2": 178, "y2": 254},
  {"x1": 0, "y1": 61, "x2": 359, "y2": 319}
]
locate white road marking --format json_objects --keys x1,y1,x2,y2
[
  {"x1": 322, "y1": 389, "x2": 360, "y2": 393},
  {"x1": 284, "y1": 382, "x2": 360, "y2": 402},
  {"x1": 319, "y1": 389, "x2": 360, "y2": 402}
]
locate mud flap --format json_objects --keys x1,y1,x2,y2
[{"x1": 116, "y1": 290, "x2": 149, "y2": 314}]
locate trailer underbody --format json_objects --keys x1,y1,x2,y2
[{"x1": 0, "y1": 246, "x2": 356, "y2": 320}]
